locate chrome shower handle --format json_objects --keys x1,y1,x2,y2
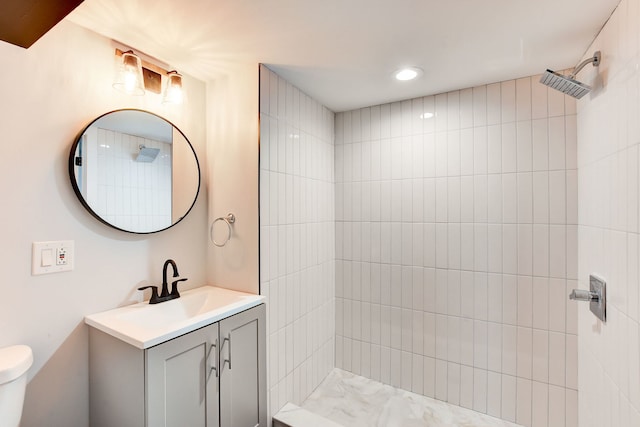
[
  {"x1": 569, "y1": 275, "x2": 606, "y2": 322},
  {"x1": 569, "y1": 289, "x2": 599, "y2": 302}
]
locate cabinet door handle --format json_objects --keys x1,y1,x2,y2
[
  {"x1": 223, "y1": 335, "x2": 231, "y2": 370},
  {"x1": 208, "y1": 339, "x2": 219, "y2": 378}
]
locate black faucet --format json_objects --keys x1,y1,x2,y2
[
  {"x1": 137, "y1": 285, "x2": 160, "y2": 303},
  {"x1": 161, "y1": 259, "x2": 179, "y2": 298},
  {"x1": 138, "y1": 259, "x2": 188, "y2": 304}
]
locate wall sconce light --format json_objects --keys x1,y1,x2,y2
[
  {"x1": 113, "y1": 48, "x2": 184, "y2": 104},
  {"x1": 113, "y1": 50, "x2": 145, "y2": 95},
  {"x1": 163, "y1": 71, "x2": 184, "y2": 104}
]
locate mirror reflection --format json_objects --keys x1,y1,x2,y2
[{"x1": 69, "y1": 109, "x2": 200, "y2": 234}]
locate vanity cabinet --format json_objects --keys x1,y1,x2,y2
[
  {"x1": 89, "y1": 304, "x2": 266, "y2": 427},
  {"x1": 146, "y1": 322, "x2": 219, "y2": 427},
  {"x1": 219, "y1": 305, "x2": 266, "y2": 427}
]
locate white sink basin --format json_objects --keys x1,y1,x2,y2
[{"x1": 85, "y1": 286, "x2": 265, "y2": 349}]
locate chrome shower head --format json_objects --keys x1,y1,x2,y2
[
  {"x1": 539, "y1": 51, "x2": 601, "y2": 99},
  {"x1": 540, "y1": 70, "x2": 592, "y2": 99},
  {"x1": 136, "y1": 145, "x2": 160, "y2": 163}
]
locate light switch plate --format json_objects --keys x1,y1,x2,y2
[{"x1": 32, "y1": 241, "x2": 74, "y2": 275}]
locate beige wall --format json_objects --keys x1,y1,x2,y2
[
  {"x1": 577, "y1": 0, "x2": 640, "y2": 425},
  {"x1": 172, "y1": 127, "x2": 200, "y2": 222},
  {"x1": 205, "y1": 63, "x2": 260, "y2": 294},
  {"x1": 0, "y1": 21, "x2": 208, "y2": 427}
]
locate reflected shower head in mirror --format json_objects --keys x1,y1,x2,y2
[
  {"x1": 136, "y1": 145, "x2": 160, "y2": 163},
  {"x1": 540, "y1": 51, "x2": 601, "y2": 99}
]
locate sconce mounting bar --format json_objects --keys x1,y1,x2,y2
[{"x1": 115, "y1": 48, "x2": 169, "y2": 94}]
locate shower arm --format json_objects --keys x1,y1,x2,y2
[{"x1": 569, "y1": 51, "x2": 601, "y2": 78}]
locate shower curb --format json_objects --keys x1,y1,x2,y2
[{"x1": 273, "y1": 402, "x2": 343, "y2": 427}]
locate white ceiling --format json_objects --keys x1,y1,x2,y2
[
  {"x1": 92, "y1": 110, "x2": 173, "y2": 143},
  {"x1": 68, "y1": 0, "x2": 620, "y2": 112}
]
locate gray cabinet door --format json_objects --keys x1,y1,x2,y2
[
  {"x1": 219, "y1": 304, "x2": 267, "y2": 427},
  {"x1": 146, "y1": 323, "x2": 220, "y2": 427}
]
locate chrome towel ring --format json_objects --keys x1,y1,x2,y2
[{"x1": 210, "y1": 213, "x2": 235, "y2": 247}]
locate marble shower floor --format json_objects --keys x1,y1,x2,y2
[{"x1": 300, "y1": 369, "x2": 523, "y2": 427}]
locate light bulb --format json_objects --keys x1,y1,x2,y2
[
  {"x1": 394, "y1": 67, "x2": 423, "y2": 81},
  {"x1": 163, "y1": 71, "x2": 184, "y2": 104},
  {"x1": 113, "y1": 50, "x2": 145, "y2": 96}
]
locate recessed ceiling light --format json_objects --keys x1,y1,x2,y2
[
  {"x1": 420, "y1": 112, "x2": 434, "y2": 119},
  {"x1": 395, "y1": 67, "x2": 423, "y2": 81}
]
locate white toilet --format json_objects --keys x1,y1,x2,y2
[{"x1": 0, "y1": 345, "x2": 33, "y2": 427}]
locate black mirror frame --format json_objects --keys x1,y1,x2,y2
[{"x1": 68, "y1": 109, "x2": 201, "y2": 234}]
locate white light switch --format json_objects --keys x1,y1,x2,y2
[
  {"x1": 41, "y1": 249, "x2": 53, "y2": 267},
  {"x1": 32, "y1": 241, "x2": 74, "y2": 275}
]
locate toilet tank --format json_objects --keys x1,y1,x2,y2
[{"x1": 0, "y1": 345, "x2": 33, "y2": 427}]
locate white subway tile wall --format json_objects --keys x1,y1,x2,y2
[
  {"x1": 577, "y1": 0, "x2": 640, "y2": 426},
  {"x1": 335, "y1": 77, "x2": 578, "y2": 426},
  {"x1": 259, "y1": 65, "x2": 336, "y2": 424},
  {"x1": 93, "y1": 128, "x2": 172, "y2": 232}
]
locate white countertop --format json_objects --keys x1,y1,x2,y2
[{"x1": 85, "y1": 285, "x2": 265, "y2": 349}]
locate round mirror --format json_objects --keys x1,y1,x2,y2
[{"x1": 69, "y1": 109, "x2": 201, "y2": 234}]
